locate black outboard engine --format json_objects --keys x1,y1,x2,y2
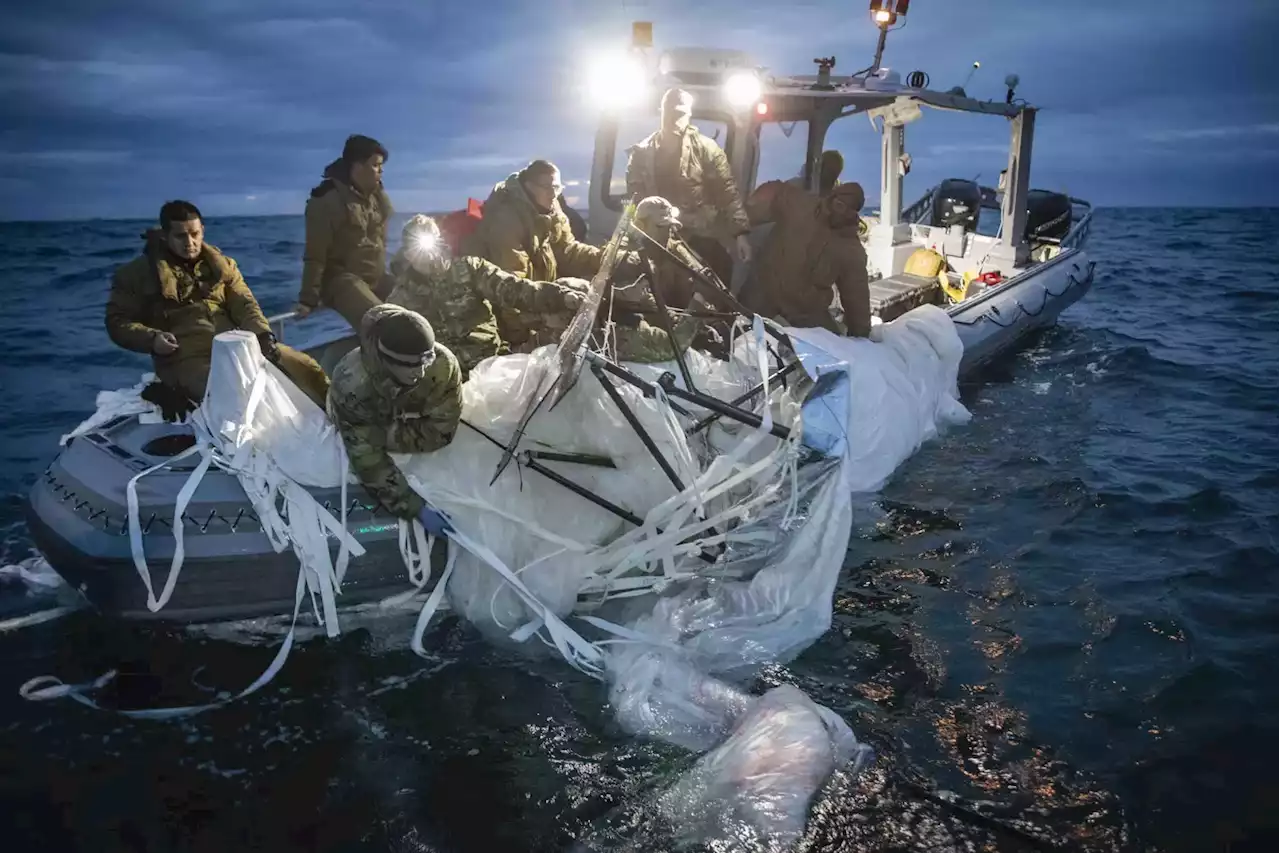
[
  {"x1": 929, "y1": 179, "x2": 982, "y2": 230},
  {"x1": 1024, "y1": 189, "x2": 1072, "y2": 243}
]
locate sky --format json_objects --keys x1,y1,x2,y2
[{"x1": 0, "y1": 0, "x2": 1275, "y2": 221}]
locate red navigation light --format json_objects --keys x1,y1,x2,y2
[{"x1": 755, "y1": 101, "x2": 769, "y2": 116}]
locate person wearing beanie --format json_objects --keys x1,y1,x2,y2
[
  {"x1": 740, "y1": 179, "x2": 872, "y2": 337},
  {"x1": 327, "y1": 304, "x2": 462, "y2": 533},
  {"x1": 293, "y1": 134, "x2": 396, "y2": 329}
]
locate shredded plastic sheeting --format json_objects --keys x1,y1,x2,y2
[
  {"x1": 26, "y1": 305, "x2": 969, "y2": 847},
  {"x1": 59, "y1": 372, "x2": 166, "y2": 446}
]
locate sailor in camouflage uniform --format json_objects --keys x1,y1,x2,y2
[
  {"x1": 389, "y1": 215, "x2": 698, "y2": 374},
  {"x1": 327, "y1": 304, "x2": 461, "y2": 534}
]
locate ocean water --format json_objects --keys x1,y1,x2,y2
[{"x1": 0, "y1": 209, "x2": 1275, "y2": 852}]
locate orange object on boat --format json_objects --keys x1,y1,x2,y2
[{"x1": 437, "y1": 198, "x2": 484, "y2": 256}]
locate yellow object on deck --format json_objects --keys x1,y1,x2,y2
[
  {"x1": 904, "y1": 248, "x2": 946, "y2": 278},
  {"x1": 938, "y1": 270, "x2": 969, "y2": 303}
]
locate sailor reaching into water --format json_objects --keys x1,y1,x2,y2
[
  {"x1": 104, "y1": 200, "x2": 331, "y2": 421},
  {"x1": 327, "y1": 305, "x2": 461, "y2": 537}
]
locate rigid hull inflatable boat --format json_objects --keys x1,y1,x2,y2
[{"x1": 27, "y1": 25, "x2": 1094, "y2": 626}]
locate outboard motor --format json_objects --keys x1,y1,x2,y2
[
  {"x1": 1024, "y1": 189, "x2": 1072, "y2": 243},
  {"x1": 929, "y1": 178, "x2": 982, "y2": 231}
]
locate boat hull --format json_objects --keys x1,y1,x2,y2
[
  {"x1": 950, "y1": 249, "x2": 1095, "y2": 375},
  {"x1": 25, "y1": 414, "x2": 433, "y2": 623}
]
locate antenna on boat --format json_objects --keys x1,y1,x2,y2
[
  {"x1": 864, "y1": 0, "x2": 910, "y2": 76},
  {"x1": 947, "y1": 61, "x2": 980, "y2": 97}
]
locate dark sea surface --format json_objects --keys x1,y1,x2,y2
[{"x1": 0, "y1": 208, "x2": 1275, "y2": 852}]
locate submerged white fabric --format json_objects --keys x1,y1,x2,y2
[{"x1": 394, "y1": 304, "x2": 967, "y2": 845}]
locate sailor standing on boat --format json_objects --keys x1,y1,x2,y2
[
  {"x1": 624, "y1": 88, "x2": 753, "y2": 288},
  {"x1": 327, "y1": 305, "x2": 461, "y2": 536},
  {"x1": 292, "y1": 135, "x2": 395, "y2": 329},
  {"x1": 740, "y1": 180, "x2": 872, "y2": 337},
  {"x1": 104, "y1": 200, "x2": 331, "y2": 420}
]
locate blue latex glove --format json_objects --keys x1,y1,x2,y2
[{"x1": 417, "y1": 505, "x2": 453, "y2": 538}]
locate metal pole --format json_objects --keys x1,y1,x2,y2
[
  {"x1": 686, "y1": 361, "x2": 801, "y2": 436},
  {"x1": 871, "y1": 24, "x2": 889, "y2": 74},
  {"x1": 592, "y1": 365, "x2": 687, "y2": 494},
  {"x1": 639, "y1": 255, "x2": 698, "y2": 394},
  {"x1": 658, "y1": 373, "x2": 793, "y2": 441}
]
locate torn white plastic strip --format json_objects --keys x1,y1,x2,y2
[{"x1": 19, "y1": 566, "x2": 309, "y2": 719}]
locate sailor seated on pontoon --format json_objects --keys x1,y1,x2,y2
[
  {"x1": 104, "y1": 200, "x2": 331, "y2": 422},
  {"x1": 389, "y1": 214, "x2": 699, "y2": 377}
]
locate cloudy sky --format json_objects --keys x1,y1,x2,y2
[{"x1": 0, "y1": 0, "x2": 1275, "y2": 221}]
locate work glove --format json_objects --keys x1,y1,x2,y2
[
  {"x1": 417, "y1": 505, "x2": 454, "y2": 538},
  {"x1": 257, "y1": 331, "x2": 282, "y2": 364},
  {"x1": 140, "y1": 381, "x2": 199, "y2": 423}
]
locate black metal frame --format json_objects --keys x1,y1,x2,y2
[{"x1": 468, "y1": 217, "x2": 810, "y2": 566}]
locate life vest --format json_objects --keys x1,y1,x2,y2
[{"x1": 438, "y1": 198, "x2": 485, "y2": 257}]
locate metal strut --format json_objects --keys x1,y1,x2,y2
[
  {"x1": 658, "y1": 372, "x2": 793, "y2": 441},
  {"x1": 591, "y1": 364, "x2": 686, "y2": 494},
  {"x1": 686, "y1": 361, "x2": 802, "y2": 436},
  {"x1": 460, "y1": 419, "x2": 714, "y2": 564}
]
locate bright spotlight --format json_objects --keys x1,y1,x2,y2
[
  {"x1": 412, "y1": 231, "x2": 438, "y2": 254},
  {"x1": 585, "y1": 51, "x2": 649, "y2": 112},
  {"x1": 723, "y1": 71, "x2": 762, "y2": 108}
]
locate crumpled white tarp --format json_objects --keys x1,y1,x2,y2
[
  {"x1": 394, "y1": 304, "x2": 967, "y2": 847},
  {"x1": 59, "y1": 373, "x2": 165, "y2": 446},
  {"x1": 30, "y1": 305, "x2": 969, "y2": 845}
]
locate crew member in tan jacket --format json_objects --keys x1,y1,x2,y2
[{"x1": 292, "y1": 135, "x2": 395, "y2": 329}]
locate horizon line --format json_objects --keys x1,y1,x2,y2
[{"x1": 2, "y1": 203, "x2": 1278, "y2": 226}]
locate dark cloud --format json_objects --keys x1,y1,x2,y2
[{"x1": 0, "y1": 0, "x2": 1274, "y2": 220}]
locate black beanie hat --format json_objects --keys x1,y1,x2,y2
[
  {"x1": 342, "y1": 134, "x2": 388, "y2": 164},
  {"x1": 377, "y1": 311, "x2": 435, "y2": 359}
]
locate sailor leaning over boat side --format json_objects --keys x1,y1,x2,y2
[
  {"x1": 292, "y1": 134, "x2": 395, "y2": 329},
  {"x1": 104, "y1": 200, "x2": 331, "y2": 420},
  {"x1": 739, "y1": 180, "x2": 873, "y2": 338},
  {"x1": 391, "y1": 214, "x2": 698, "y2": 377},
  {"x1": 390, "y1": 214, "x2": 587, "y2": 379},
  {"x1": 326, "y1": 305, "x2": 461, "y2": 537}
]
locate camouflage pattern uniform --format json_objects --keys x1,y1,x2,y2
[
  {"x1": 388, "y1": 253, "x2": 695, "y2": 370},
  {"x1": 106, "y1": 232, "x2": 330, "y2": 406},
  {"x1": 387, "y1": 254, "x2": 580, "y2": 378},
  {"x1": 298, "y1": 165, "x2": 395, "y2": 329},
  {"x1": 741, "y1": 180, "x2": 871, "y2": 337},
  {"x1": 326, "y1": 304, "x2": 463, "y2": 519}
]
